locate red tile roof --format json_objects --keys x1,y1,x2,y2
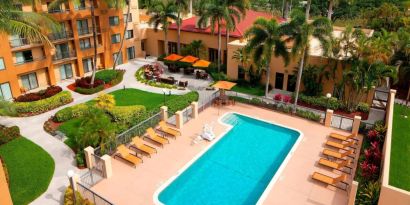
[{"x1": 169, "y1": 10, "x2": 286, "y2": 38}]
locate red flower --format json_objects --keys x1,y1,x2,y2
[{"x1": 274, "y1": 94, "x2": 282, "y2": 101}]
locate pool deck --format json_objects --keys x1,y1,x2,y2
[{"x1": 91, "y1": 103, "x2": 360, "y2": 205}]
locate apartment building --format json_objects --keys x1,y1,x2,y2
[{"x1": 0, "y1": 0, "x2": 143, "y2": 100}]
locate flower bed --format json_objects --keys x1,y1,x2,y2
[
  {"x1": 15, "y1": 86, "x2": 62, "y2": 102},
  {"x1": 135, "y1": 66, "x2": 177, "y2": 89},
  {"x1": 14, "y1": 91, "x2": 73, "y2": 116},
  {"x1": 68, "y1": 70, "x2": 125, "y2": 95},
  {"x1": 0, "y1": 126, "x2": 20, "y2": 146}
]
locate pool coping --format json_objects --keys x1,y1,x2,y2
[{"x1": 153, "y1": 111, "x2": 304, "y2": 205}]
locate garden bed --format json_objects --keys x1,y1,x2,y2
[
  {"x1": 297, "y1": 100, "x2": 369, "y2": 120},
  {"x1": 67, "y1": 69, "x2": 125, "y2": 95},
  {"x1": 14, "y1": 91, "x2": 73, "y2": 116},
  {"x1": 135, "y1": 65, "x2": 177, "y2": 89}
]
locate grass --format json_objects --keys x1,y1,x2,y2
[
  {"x1": 389, "y1": 104, "x2": 410, "y2": 191},
  {"x1": 0, "y1": 137, "x2": 55, "y2": 205},
  {"x1": 58, "y1": 117, "x2": 84, "y2": 149},
  {"x1": 231, "y1": 84, "x2": 265, "y2": 96}
]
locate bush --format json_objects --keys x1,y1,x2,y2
[
  {"x1": 298, "y1": 94, "x2": 343, "y2": 110},
  {"x1": 274, "y1": 94, "x2": 282, "y2": 101},
  {"x1": 157, "y1": 54, "x2": 166, "y2": 61},
  {"x1": 75, "y1": 85, "x2": 104, "y2": 95},
  {"x1": 95, "y1": 70, "x2": 118, "y2": 83},
  {"x1": 75, "y1": 77, "x2": 104, "y2": 89},
  {"x1": 356, "y1": 181, "x2": 381, "y2": 205},
  {"x1": 210, "y1": 72, "x2": 228, "y2": 81},
  {"x1": 15, "y1": 86, "x2": 63, "y2": 102},
  {"x1": 106, "y1": 105, "x2": 146, "y2": 125},
  {"x1": 0, "y1": 100, "x2": 17, "y2": 116},
  {"x1": 75, "y1": 151, "x2": 85, "y2": 167},
  {"x1": 110, "y1": 70, "x2": 125, "y2": 86},
  {"x1": 295, "y1": 109, "x2": 321, "y2": 122},
  {"x1": 167, "y1": 92, "x2": 199, "y2": 113},
  {"x1": 357, "y1": 102, "x2": 370, "y2": 113},
  {"x1": 0, "y1": 126, "x2": 21, "y2": 145},
  {"x1": 14, "y1": 91, "x2": 73, "y2": 114},
  {"x1": 64, "y1": 187, "x2": 93, "y2": 205},
  {"x1": 54, "y1": 104, "x2": 90, "y2": 122}
]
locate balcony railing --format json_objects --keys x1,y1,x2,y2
[
  {"x1": 53, "y1": 51, "x2": 76, "y2": 61},
  {"x1": 77, "y1": 27, "x2": 100, "y2": 36},
  {"x1": 48, "y1": 31, "x2": 74, "y2": 41},
  {"x1": 9, "y1": 38, "x2": 41, "y2": 48},
  {"x1": 14, "y1": 56, "x2": 46, "y2": 65},
  {"x1": 47, "y1": 8, "x2": 70, "y2": 13},
  {"x1": 80, "y1": 44, "x2": 102, "y2": 50}
]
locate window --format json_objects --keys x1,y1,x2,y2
[
  {"x1": 15, "y1": 50, "x2": 33, "y2": 64},
  {"x1": 75, "y1": 0, "x2": 86, "y2": 10},
  {"x1": 60, "y1": 64, "x2": 73, "y2": 80},
  {"x1": 79, "y1": 38, "x2": 91, "y2": 50},
  {"x1": 208, "y1": 48, "x2": 218, "y2": 63},
  {"x1": 55, "y1": 43, "x2": 70, "y2": 59},
  {"x1": 125, "y1": 30, "x2": 133, "y2": 39},
  {"x1": 275, "y1": 72, "x2": 284, "y2": 90},
  {"x1": 113, "y1": 52, "x2": 123, "y2": 65},
  {"x1": 123, "y1": 13, "x2": 132, "y2": 23},
  {"x1": 141, "y1": 41, "x2": 145, "y2": 51},
  {"x1": 0, "y1": 58, "x2": 5, "y2": 70},
  {"x1": 21, "y1": 73, "x2": 38, "y2": 90},
  {"x1": 47, "y1": 2, "x2": 62, "y2": 13},
  {"x1": 82, "y1": 58, "x2": 93, "y2": 73},
  {"x1": 168, "y1": 42, "x2": 177, "y2": 54},
  {"x1": 77, "y1": 19, "x2": 89, "y2": 35},
  {"x1": 0, "y1": 82, "x2": 12, "y2": 100},
  {"x1": 127, "y1": 47, "x2": 135, "y2": 60},
  {"x1": 109, "y1": 16, "x2": 119, "y2": 26},
  {"x1": 111, "y1": 34, "x2": 121, "y2": 44}
]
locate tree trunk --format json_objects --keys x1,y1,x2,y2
[
  {"x1": 265, "y1": 62, "x2": 271, "y2": 97},
  {"x1": 293, "y1": 49, "x2": 306, "y2": 113},
  {"x1": 90, "y1": 1, "x2": 98, "y2": 86},
  {"x1": 305, "y1": 0, "x2": 312, "y2": 20},
  {"x1": 164, "y1": 29, "x2": 169, "y2": 56},
  {"x1": 327, "y1": 0, "x2": 334, "y2": 20},
  {"x1": 177, "y1": 12, "x2": 181, "y2": 54},
  {"x1": 283, "y1": 0, "x2": 289, "y2": 18},
  {"x1": 226, "y1": 29, "x2": 229, "y2": 62},
  {"x1": 217, "y1": 22, "x2": 221, "y2": 73},
  {"x1": 113, "y1": 0, "x2": 130, "y2": 70}
]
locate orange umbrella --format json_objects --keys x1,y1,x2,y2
[
  {"x1": 192, "y1": 59, "x2": 211, "y2": 68},
  {"x1": 212, "y1": 81, "x2": 237, "y2": 90},
  {"x1": 164, "y1": 54, "x2": 183, "y2": 61},
  {"x1": 179, "y1": 55, "x2": 199, "y2": 63}
]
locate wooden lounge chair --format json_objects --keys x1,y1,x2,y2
[
  {"x1": 318, "y1": 158, "x2": 352, "y2": 174},
  {"x1": 329, "y1": 133, "x2": 359, "y2": 141},
  {"x1": 312, "y1": 172, "x2": 349, "y2": 190},
  {"x1": 115, "y1": 145, "x2": 143, "y2": 167},
  {"x1": 145, "y1": 128, "x2": 169, "y2": 147},
  {"x1": 158, "y1": 121, "x2": 181, "y2": 138},
  {"x1": 325, "y1": 140, "x2": 356, "y2": 152},
  {"x1": 130, "y1": 136, "x2": 157, "y2": 157},
  {"x1": 322, "y1": 148, "x2": 354, "y2": 160}
]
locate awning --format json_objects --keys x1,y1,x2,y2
[
  {"x1": 164, "y1": 54, "x2": 183, "y2": 61},
  {"x1": 179, "y1": 55, "x2": 199, "y2": 63},
  {"x1": 212, "y1": 81, "x2": 237, "y2": 90},
  {"x1": 192, "y1": 59, "x2": 211, "y2": 68}
]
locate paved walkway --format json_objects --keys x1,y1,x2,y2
[{"x1": 0, "y1": 59, "x2": 213, "y2": 205}]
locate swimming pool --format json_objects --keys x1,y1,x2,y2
[{"x1": 156, "y1": 113, "x2": 302, "y2": 205}]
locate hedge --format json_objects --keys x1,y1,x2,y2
[
  {"x1": 0, "y1": 126, "x2": 21, "y2": 145},
  {"x1": 95, "y1": 70, "x2": 118, "y2": 83},
  {"x1": 167, "y1": 91, "x2": 199, "y2": 113},
  {"x1": 75, "y1": 84, "x2": 104, "y2": 95},
  {"x1": 298, "y1": 94, "x2": 343, "y2": 110},
  {"x1": 110, "y1": 70, "x2": 125, "y2": 86},
  {"x1": 54, "y1": 104, "x2": 90, "y2": 122},
  {"x1": 14, "y1": 91, "x2": 72, "y2": 114},
  {"x1": 295, "y1": 109, "x2": 321, "y2": 122},
  {"x1": 106, "y1": 105, "x2": 146, "y2": 125}
]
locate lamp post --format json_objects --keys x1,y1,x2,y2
[
  {"x1": 67, "y1": 170, "x2": 76, "y2": 204},
  {"x1": 162, "y1": 89, "x2": 171, "y2": 106},
  {"x1": 326, "y1": 93, "x2": 332, "y2": 109}
]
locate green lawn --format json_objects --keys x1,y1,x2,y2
[
  {"x1": 231, "y1": 84, "x2": 265, "y2": 96},
  {"x1": 389, "y1": 104, "x2": 410, "y2": 191},
  {"x1": 58, "y1": 117, "x2": 84, "y2": 149},
  {"x1": 0, "y1": 137, "x2": 55, "y2": 205}
]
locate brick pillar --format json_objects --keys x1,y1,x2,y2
[
  {"x1": 160, "y1": 106, "x2": 168, "y2": 121},
  {"x1": 385, "y1": 89, "x2": 397, "y2": 122},
  {"x1": 324, "y1": 109, "x2": 333, "y2": 127},
  {"x1": 191, "y1": 102, "x2": 198, "y2": 119},
  {"x1": 347, "y1": 181, "x2": 359, "y2": 205},
  {"x1": 175, "y1": 111, "x2": 183, "y2": 129},
  {"x1": 101, "y1": 155, "x2": 113, "y2": 178},
  {"x1": 84, "y1": 146, "x2": 95, "y2": 169},
  {"x1": 351, "y1": 116, "x2": 362, "y2": 137}
]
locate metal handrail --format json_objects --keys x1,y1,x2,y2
[
  {"x1": 76, "y1": 182, "x2": 114, "y2": 205},
  {"x1": 9, "y1": 38, "x2": 41, "y2": 48},
  {"x1": 53, "y1": 51, "x2": 76, "y2": 61},
  {"x1": 78, "y1": 27, "x2": 101, "y2": 36},
  {"x1": 48, "y1": 31, "x2": 74, "y2": 41},
  {"x1": 14, "y1": 56, "x2": 46, "y2": 65}
]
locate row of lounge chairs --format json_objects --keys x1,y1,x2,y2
[
  {"x1": 113, "y1": 121, "x2": 181, "y2": 167},
  {"x1": 311, "y1": 132, "x2": 359, "y2": 191}
]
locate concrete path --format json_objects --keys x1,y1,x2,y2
[{"x1": 0, "y1": 59, "x2": 214, "y2": 205}]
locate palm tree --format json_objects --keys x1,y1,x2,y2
[
  {"x1": 327, "y1": 0, "x2": 340, "y2": 20},
  {"x1": 224, "y1": 0, "x2": 249, "y2": 57},
  {"x1": 0, "y1": 0, "x2": 57, "y2": 46},
  {"x1": 282, "y1": 9, "x2": 333, "y2": 112},
  {"x1": 148, "y1": 0, "x2": 178, "y2": 56},
  {"x1": 244, "y1": 18, "x2": 289, "y2": 97},
  {"x1": 175, "y1": 0, "x2": 188, "y2": 54},
  {"x1": 282, "y1": 0, "x2": 290, "y2": 18},
  {"x1": 305, "y1": 0, "x2": 312, "y2": 19}
]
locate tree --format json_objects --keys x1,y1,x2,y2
[
  {"x1": 305, "y1": 0, "x2": 312, "y2": 19},
  {"x1": 148, "y1": 0, "x2": 178, "y2": 56},
  {"x1": 175, "y1": 0, "x2": 188, "y2": 54},
  {"x1": 225, "y1": 0, "x2": 250, "y2": 58},
  {"x1": 95, "y1": 93, "x2": 116, "y2": 110},
  {"x1": 299, "y1": 65, "x2": 329, "y2": 96},
  {"x1": 282, "y1": 9, "x2": 333, "y2": 112},
  {"x1": 244, "y1": 18, "x2": 289, "y2": 97},
  {"x1": 0, "y1": 0, "x2": 57, "y2": 46},
  {"x1": 327, "y1": 0, "x2": 340, "y2": 20}
]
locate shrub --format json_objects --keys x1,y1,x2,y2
[
  {"x1": 167, "y1": 92, "x2": 199, "y2": 113},
  {"x1": 0, "y1": 100, "x2": 17, "y2": 116},
  {"x1": 75, "y1": 85, "x2": 104, "y2": 95},
  {"x1": 0, "y1": 126, "x2": 21, "y2": 145},
  {"x1": 95, "y1": 93, "x2": 115, "y2": 110},
  {"x1": 157, "y1": 54, "x2": 166, "y2": 61},
  {"x1": 274, "y1": 94, "x2": 282, "y2": 101},
  {"x1": 106, "y1": 105, "x2": 146, "y2": 125},
  {"x1": 64, "y1": 187, "x2": 93, "y2": 205},
  {"x1": 366, "y1": 130, "x2": 379, "y2": 142},
  {"x1": 110, "y1": 70, "x2": 125, "y2": 86},
  {"x1": 75, "y1": 151, "x2": 85, "y2": 167},
  {"x1": 357, "y1": 102, "x2": 370, "y2": 113},
  {"x1": 298, "y1": 94, "x2": 343, "y2": 110},
  {"x1": 210, "y1": 72, "x2": 228, "y2": 81},
  {"x1": 295, "y1": 109, "x2": 321, "y2": 122},
  {"x1": 95, "y1": 70, "x2": 117, "y2": 83},
  {"x1": 75, "y1": 77, "x2": 104, "y2": 89},
  {"x1": 54, "y1": 104, "x2": 90, "y2": 122},
  {"x1": 15, "y1": 86, "x2": 63, "y2": 102},
  {"x1": 14, "y1": 91, "x2": 72, "y2": 114},
  {"x1": 283, "y1": 95, "x2": 292, "y2": 103},
  {"x1": 357, "y1": 181, "x2": 381, "y2": 205}
]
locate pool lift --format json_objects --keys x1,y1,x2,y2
[{"x1": 201, "y1": 122, "x2": 216, "y2": 141}]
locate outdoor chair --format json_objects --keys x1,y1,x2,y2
[
  {"x1": 329, "y1": 133, "x2": 359, "y2": 142},
  {"x1": 184, "y1": 67, "x2": 194, "y2": 75},
  {"x1": 145, "y1": 128, "x2": 169, "y2": 147},
  {"x1": 325, "y1": 140, "x2": 356, "y2": 152},
  {"x1": 312, "y1": 172, "x2": 349, "y2": 191},
  {"x1": 158, "y1": 121, "x2": 181, "y2": 138},
  {"x1": 130, "y1": 137, "x2": 157, "y2": 157},
  {"x1": 318, "y1": 158, "x2": 352, "y2": 174},
  {"x1": 114, "y1": 144, "x2": 143, "y2": 167},
  {"x1": 322, "y1": 148, "x2": 354, "y2": 160},
  {"x1": 178, "y1": 81, "x2": 188, "y2": 87}
]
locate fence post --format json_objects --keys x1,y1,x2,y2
[
  {"x1": 101, "y1": 155, "x2": 113, "y2": 178},
  {"x1": 67, "y1": 170, "x2": 78, "y2": 191},
  {"x1": 191, "y1": 101, "x2": 198, "y2": 119},
  {"x1": 324, "y1": 109, "x2": 333, "y2": 127},
  {"x1": 175, "y1": 111, "x2": 183, "y2": 129},
  {"x1": 385, "y1": 89, "x2": 396, "y2": 122},
  {"x1": 84, "y1": 146, "x2": 94, "y2": 169},
  {"x1": 160, "y1": 106, "x2": 168, "y2": 121},
  {"x1": 347, "y1": 181, "x2": 359, "y2": 205},
  {"x1": 352, "y1": 116, "x2": 362, "y2": 137}
]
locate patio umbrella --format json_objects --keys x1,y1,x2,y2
[
  {"x1": 192, "y1": 59, "x2": 211, "y2": 68},
  {"x1": 179, "y1": 55, "x2": 199, "y2": 63},
  {"x1": 164, "y1": 54, "x2": 183, "y2": 61},
  {"x1": 212, "y1": 81, "x2": 237, "y2": 90}
]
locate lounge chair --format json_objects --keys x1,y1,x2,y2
[
  {"x1": 145, "y1": 128, "x2": 169, "y2": 147},
  {"x1": 325, "y1": 140, "x2": 356, "y2": 152},
  {"x1": 329, "y1": 133, "x2": 359, "y2": 141},
  {"x1": 115, "y1": 145, "x2": 143, "y2": 167},
  {"x1": 322, "y1": 148, "x2": 354, "y2": 160},
  {"x1": 318, "y1": 158, "x2": 352, "y2": 174},
  {"x1": 158, "y1": 121, "x2": 181, "y2": 138},
  {"x1": 312, "y1": 172, "x2": 349, "y2": 190},
  {"x1": 130, "y1": 136, "x2": 157, "y2": 157}
]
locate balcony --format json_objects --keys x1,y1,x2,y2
[
  {"x1": 77, "y1": 27, "x2": 101, "y2": 36},
  {"x1": 14, "y1": 56, "x2": 46, "y2": 65},
  {"x1": 9, "y1": 38, "x2": 42, "y2": 49},
  {"x1": 47, "y1": 8, "x2": 70, "y2": 14},
  {"x1": 48, "y1": 31, "x2": 74, "y2": 42},
  {"x1": 53, "y1": 51, "x2": 76, "y2": 62}
]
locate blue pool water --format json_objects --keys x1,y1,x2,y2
[{"x1": 158, "y1": 113, "x2": 300, "y2": 205}]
